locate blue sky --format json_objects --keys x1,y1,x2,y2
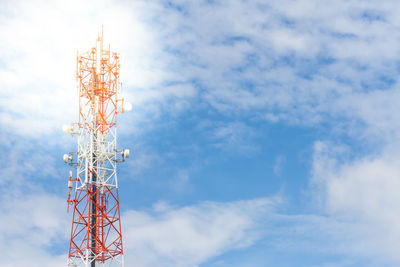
[{"x1": 1, "y1": 0, "x2": 400, "y2": 266}]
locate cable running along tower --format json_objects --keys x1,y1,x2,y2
[{"x1": 63, "y1": 29, "x2": 130, "y2": 267}]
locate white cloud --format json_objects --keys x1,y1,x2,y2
[
  {"x1": 2, "y1": 0, "x2": 400, "y2": 142},
  {"x1": 0, "y1": 0, "x2": 178, "y2": 137},
  {"x1": 0, "y1": 192, "x2": 68, "y2": 267},
  {"x1": 311, "y1": 141, "x2": 400, "y2": 264},
  {"x1": 210, "y1": 121, "x2": 259, "y2": 154},
  {"x1": 0, "y1": 189, "x2": 282, "y2": 267},
  {"x1": 122, "y1": 197, "x2": 280, "y2": 267},
  {"x1": 143, "y1": 0, "x2": 400, "y2": 141}
]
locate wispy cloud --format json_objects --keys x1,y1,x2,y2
[
  {"x1": 210, "y1": 121, "x2": 259, "y2": 154},
  {"x1": 122, "y1": 196, "x2": 281, "y2": 266},
  {"x1": 273, "y1": 154, "x2": 286, "y2": 176},
  {"x1": 2, "y1": 0, "x2": 400, "y2": 141},
  {"x1": 310, "y1": 140, "x2": 400, "y2": 264},
  {"x1": 0, "y1": 191, "x2": 68, "y2": 267}
]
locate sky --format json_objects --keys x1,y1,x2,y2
[{"x1": 1, "y1": 0, "x2": 400, "y2": 266}]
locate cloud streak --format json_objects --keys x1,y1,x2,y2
[{"x1": 123, "y1": 197, "x2": 280, "y2": 266}]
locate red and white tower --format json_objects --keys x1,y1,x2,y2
[{"x1": 63, "y1": 29, "x2": 130, "y2": 267}]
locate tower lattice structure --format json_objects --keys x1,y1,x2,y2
[{"x1": 63, "y1": 29, "x2": 129, "y2": 267}]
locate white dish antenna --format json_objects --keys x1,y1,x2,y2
[
  {"x1": 124, "y1": 101, "x2": 132, "y2": 112},
  {"x1": 62, "y1": 124, "x2": 73, "y2": 134}
]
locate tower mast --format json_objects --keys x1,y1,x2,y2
[{"x1": 63, "y1": 29, "x2": 129, "y2": 267}]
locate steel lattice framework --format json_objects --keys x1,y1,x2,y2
[{"x1": 64, "y1": 29, "x2": 128, "y2": 267}]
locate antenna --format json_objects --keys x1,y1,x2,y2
[{"x1": 64, "y1": 28, "x2": 130, "y2": 267}]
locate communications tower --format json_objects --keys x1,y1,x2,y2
[{"x1": 63, "y1": 29, "x2": 130, "y2": 267}]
